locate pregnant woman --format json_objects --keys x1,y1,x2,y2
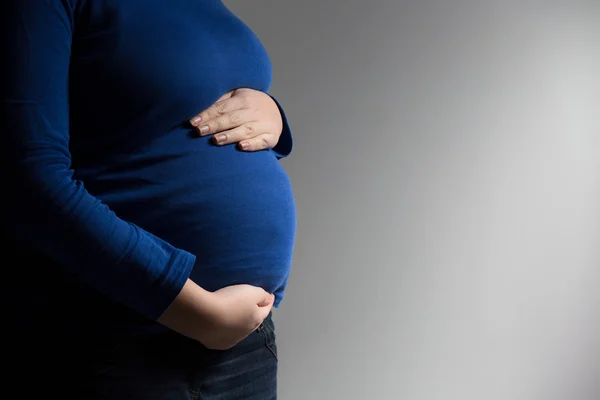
[{"x1": 1, "y1": 1, "x2": 296, "y2": 399}]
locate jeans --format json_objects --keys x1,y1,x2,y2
[{"x1": 5, "y1": 314, "x2": 278, "y2": 399}]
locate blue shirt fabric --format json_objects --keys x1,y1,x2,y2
[{"x1": 1, "y1": 0, "x2": 296, "y2": 337}]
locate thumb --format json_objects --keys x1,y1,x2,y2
[
  {"x1": 257, "y1": 292, "x2": 275, "y2": 307},
  {"x1": 257, "y1": 299, "x2": 274, "y2": 321}
]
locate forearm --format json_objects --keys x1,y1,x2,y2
[
  {"x1": 4, "y1": 164, "x2": 195, "y2": 320},
  {"x1": 2, "y1": 0, "x2": 194, "y2": 320},
  {"x1": 157, "y1": 279, "x2": 217, "y2": 342}
]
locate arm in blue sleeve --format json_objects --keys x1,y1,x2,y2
[
  {"x1": 268, "y1": 95, "x2": 294, "y2": 159},
  {"x1": 1, "y1": 0, "x2": 195, "y2": 320}
]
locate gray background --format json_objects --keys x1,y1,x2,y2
[{"x1": 225, "y1": 1, "x2": 599, "y2": 399}]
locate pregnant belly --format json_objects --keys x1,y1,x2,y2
[
  {"x1": 77, "y1": 133, "x2": 296, "y2": 305},
  {"x1": 170, "y1": 165, "x2": 296, "y2": 305}
]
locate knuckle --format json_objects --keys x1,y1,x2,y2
[
  {"x1": 228, "y1": 112, "x2": 240, "y2": 125},
  {"x1": 261, "y1": 137, "x2": 270, "y2": 149},
  {"x1": 243, "y1": 124, "x2": 255, "y2": 135},
  {"x1": 215, "y1": 102, "x2": 227, "y2": 114}
]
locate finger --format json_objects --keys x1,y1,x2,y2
[
  {"x1": 257, "y1": 300, "x2": 274, "y2": 323},
  {"x1": 195, "y1": 109, "x2": 253, "y2": 136},
  {"x1": 257, "y1": 292, "x2": 275, "y2": 307},
  {"x1": 211, "y1": 122, "x2": 263, "y2": 145},
  {"x1": 189, "y1": 93, "x2": 243, "y2": 127},
  {"x1": 238, "y1": 134, "x2": 277, "y2": 152}
]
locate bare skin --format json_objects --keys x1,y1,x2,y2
[
  {"x1": 190, "y1": 88, "x2": 284, "y2": 151},
  {"x1": 158, "y1": 279, "x2": 274, "y2": 350}
]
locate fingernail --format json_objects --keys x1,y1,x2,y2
[
  {"x1": 190, "y1": 116, "x2": 202, "y2": 126},
  {"x1": 199, "y1": 125, "x2": 210, "y2": 135},
  {"x1": 215, "y1": 134, "x2": 226, "y2": 143},
  {"x1": 240, "y1": 142, "x2": 249, "y2": 149}
]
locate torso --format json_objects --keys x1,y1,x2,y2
[{"x1": 67, "y1": 0, "x2": 296, "y2": 308}]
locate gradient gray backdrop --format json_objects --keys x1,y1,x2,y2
[{"x1": 225, "y1": 1, "x2": 599, "y2": 399}]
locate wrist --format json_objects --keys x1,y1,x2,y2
[{"x1": 157, "y1": 279, "x2": 218, "y2": 341}]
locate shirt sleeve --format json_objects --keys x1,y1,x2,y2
[
  {"x1": 268, "y1": 95, "x2": 294, "y2": 159},
  {"x1": 1, "y1": 0, "x2": 195, "y2": 320}
]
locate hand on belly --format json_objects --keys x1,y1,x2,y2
[{"x1": 189, "y1": 88, "x2": 284, "y2": 152}]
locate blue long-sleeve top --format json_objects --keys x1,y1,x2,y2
[{"x1": 1, "y1": 0, "x2": 296, "y2": 337}]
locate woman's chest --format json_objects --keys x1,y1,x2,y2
[{"x1": 69, "y1": 0, "x2": 272, "y2": 128}]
